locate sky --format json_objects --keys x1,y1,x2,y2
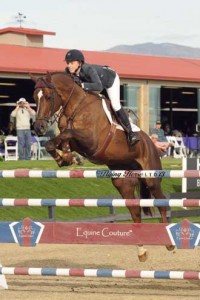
[{"x1": 1, "y1": 0, "x2": 200, "y2": 51}]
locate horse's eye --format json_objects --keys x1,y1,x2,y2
[{"x1": 46, "y1": 95, "x2": 52, "y2": 101}]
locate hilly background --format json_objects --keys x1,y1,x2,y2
[{"x1": 106, "y1": 42, "x2": 200, "y2": 59}]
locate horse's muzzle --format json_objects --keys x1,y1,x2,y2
[{"x1": 34, "y1": 120, "x2": 48, "y2": 135}]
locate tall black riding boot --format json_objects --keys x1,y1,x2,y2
[{"x1": 116, "y1": 108, "x2": 140, "y2": 146}]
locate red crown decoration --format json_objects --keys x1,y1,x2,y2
[
  {"x1": 175, "y1": 227, "x2": 194, "y2": 240},
  {"x1": 18, "y1": 225, "x2": 35, "y2": 238}
]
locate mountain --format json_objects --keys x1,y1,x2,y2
[{"x1": 105, "y1": 42, "x2": 200, "y2": 59}]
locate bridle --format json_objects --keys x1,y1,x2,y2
[{"x1": 34, "y1": 76, "x2": 76, "y2": 126}]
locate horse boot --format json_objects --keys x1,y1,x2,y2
[{"x1": 116, "y1": 108, "x2": 140, "y2": 146}]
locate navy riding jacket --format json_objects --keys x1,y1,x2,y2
[{"x1": 66, "y1": 63, "x2": 116, "y2": 92}]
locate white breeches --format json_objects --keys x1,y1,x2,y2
[{"x1": 106, "y1": 74, "x2": 121, "y2": 111}]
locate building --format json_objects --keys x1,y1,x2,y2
[{"x1": 0, "y1": 27, "x2": 200, "y2": 135}]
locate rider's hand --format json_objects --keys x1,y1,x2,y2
[{"x1": 73, "y1": 76, "x2": 82, "y2": 87}]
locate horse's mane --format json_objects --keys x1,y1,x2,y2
[
  {"x1": 50, "y1": 71, "x2": 67, "y2": 76},
  {"x1": 49, "y1": 71, "x2": 104, "y2": 101}
]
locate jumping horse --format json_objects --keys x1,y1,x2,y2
[{"x1": 31, "y1": 72, "x2": 174, "y2": 261}]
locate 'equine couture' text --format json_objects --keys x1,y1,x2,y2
[{"x1": 76, "y1": 227, "x2": 133, "y2": 239}]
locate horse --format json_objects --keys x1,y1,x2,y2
[{"x1": 31, "y1": 72, "x2": 174, "y2": 261}]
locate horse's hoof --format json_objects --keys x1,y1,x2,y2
[
  {"x1": 57, "y1": 160, "x2": 64, "y2": 167},
  {"x1": 57, "y1": 160, "x2": 71, "y2": 167},
  {"x1": 55, "y1": 158, "x2": 66, "y2": 167},
  {"x1": 138, "y1": 251, "x2": 149, "y2": 262},
  {"x1": 63, "y1": 154, "x2": 71, "y2": 160},
  {"x1": 60, "y1": 133, "x2": 69, "y2": 140},
  {"x1": 166, "y1": 245, "x2": 175, "y2": 251}
]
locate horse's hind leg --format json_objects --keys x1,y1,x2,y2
[
  {"x1": 144, "y1": 177, "x2": 175, "y2": 251},
  {"x1": 111, "y1": 178, "x2": 141, "y2": 222},
  {"x1": 144, "y1": 178, "x2": 168, "y2": 222},
  {"x1": 111, "y1": 177, "x2": 149, "y2": 262}
]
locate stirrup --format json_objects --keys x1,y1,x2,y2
[{"x1": 128, "y1": 134, "x2": 140, "y2": 146}]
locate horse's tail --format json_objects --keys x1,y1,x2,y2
[{"x1": 139, "y1": 180, "x2": 152, "y2": 216}]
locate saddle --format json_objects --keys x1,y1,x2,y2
[{"x1": 97, "y1": 94, "x2": 140, "y2": 133}]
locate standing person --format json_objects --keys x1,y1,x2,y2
[
  {"x1": 11, "y1": 98, "x2": 36, "y2": 160},
  {"x1": 64, "y1": 49, "x2": 140, "y2": 146},
  {"x1": 150, "y1": 120, "x2": 167, "y2": 142}
]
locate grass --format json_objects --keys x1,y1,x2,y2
[{"x1": 0, "y1": 157, "x2": 198, "y2": 222}]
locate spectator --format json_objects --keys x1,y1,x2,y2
[
  {"x1": 150, "y1": 120, "x2": 167, "y2": 142},
  {"x1": 163, "y1": 123, "x2": 172, "y2": 136},
  {"x1": 11, "y1": 98, "x2": 36, "y2": 160},
  {"x1": 150, "y1": 134, "x2": 171, "y2": 157},
  {"x1": 4, "y1": 121, "x2": 16, "y2": 136},
  {"x1": 0, "y1": 134, "x2": 5, "y2": 157}
]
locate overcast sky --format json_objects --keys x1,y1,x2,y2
[{"x1": 1, "y1": 0, "x2": 200, "y2": 51}]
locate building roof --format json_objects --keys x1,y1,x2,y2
[
  {"x1": 1, "y1": 43, "x2": 200, "y2": 82},
  {"x1": 0, "y1": 27, "x2": 55, "y2": 36}
]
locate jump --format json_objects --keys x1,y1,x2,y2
[{"x1": 31, "y1": 72, "x2": 175, "y2": 261}]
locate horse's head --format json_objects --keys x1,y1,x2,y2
[{"x1": 31, "y1": 72, "x2": 62, "y2": 135}]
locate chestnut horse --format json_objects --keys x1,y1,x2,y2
[{"x1": 31, "y1": 72, "x2": 174, "y2": 261}]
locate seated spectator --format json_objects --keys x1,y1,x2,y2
[
  {"x1": 150, "y1": 134, "x2": 171, "y2": 157},
  {"x1": 150, "y1": 120, "x2": 167, "y2": 142},
  {"x1": 163, "y1": 123, "x2": 172, "y2": 136},
  {"x1": 0, "y1": 136, "x2": 5, "y2": 150},
  {"x1": 0, "y1": 131, "x2": 5, "y2": 157},
  {"x1": 4, "y1": 121, "x2": 16, "y2": 136}
]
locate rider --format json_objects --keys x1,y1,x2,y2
[{"x1": 64, "y1": 49, "x2": 140, "y2": 146}]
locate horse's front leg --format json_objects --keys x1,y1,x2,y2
[
  {"x1": 45, "y1": 136, "x2": 72, "y2": 167},
  {"x1": 111, "y1": 177, "x2": 148, "y2": 262},
  {"x1": 60, "y1": 140, "x2": 74, "y2": 164}
]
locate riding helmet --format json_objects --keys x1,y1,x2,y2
[{"x1": 65, "y1": 49, "x2": 85, "y2": 63}]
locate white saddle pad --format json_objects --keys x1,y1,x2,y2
[{"x1": 102, "y1": 99, "x2": 140, "y2": 132}]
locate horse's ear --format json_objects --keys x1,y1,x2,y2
[
  {"x1": 29, "y1": 73, "x2": 37, "y2": 82},
  {"x1": 46, "y1": 71, "x2": 52, "y2": 83}
]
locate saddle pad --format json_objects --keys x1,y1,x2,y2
[{"x1": 102, "y1": 99, "x2": 140, "y2": 132}]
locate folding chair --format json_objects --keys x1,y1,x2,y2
[
  {"x1": 166, "y1": 136, "x2": 186, "y2": 158},
  {"x1": 35, "y1": 136, "x2": 51, "y2": 160},
  {"x1": 4, "y1": 136, "x2": 18, "y2": 161}
]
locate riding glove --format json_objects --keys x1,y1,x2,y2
[{"x1": 73, "y1": 76, "x2": 82, "y2": 87}]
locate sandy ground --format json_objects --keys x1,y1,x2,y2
[{"x1": 0, "y1": 244, "x2": 199, "y2": 300}]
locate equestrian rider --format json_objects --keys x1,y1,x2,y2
[{"x1": 64, "y1": 49, "x2": 140, "y2": 146}]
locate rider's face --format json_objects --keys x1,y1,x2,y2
[{"x1": 66, "y1": 60, "x2": 80, "y2": 74}]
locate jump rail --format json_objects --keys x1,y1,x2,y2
[
  {"x1": 0, "y1": 169, "x2": 200, "y2": 178},
  {"x1": 0, "y1": 267, "x2": 199, "y2": 280},
  {"x1": 0, "y1": 198, "x2": 199, "y2": 207}
]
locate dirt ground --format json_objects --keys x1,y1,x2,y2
[{"x1": 0, "y1": 244, "x2": 199, "y2": 300}]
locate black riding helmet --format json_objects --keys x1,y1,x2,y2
[{"x1": 65, "y1": 49, "x2": 85, "y2": 63}]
